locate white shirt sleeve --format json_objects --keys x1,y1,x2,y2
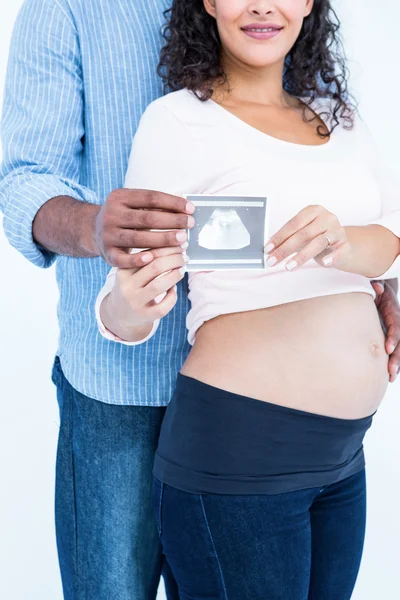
[
  {"x1": 96, "y1": 99, "x2": 199, "y2": 345},
  {"x1": 358, "y1": 117, "x2": 400, "y2": 279}
]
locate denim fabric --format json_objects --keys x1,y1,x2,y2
[
  {"x1": 154, "y1": 470, "x2": 367, "y2": 600},
  {"x1": 52, "y1": 357, "x2": 178, "y2": 600}
]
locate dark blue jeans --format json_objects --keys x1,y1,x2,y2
[
  {"x1": 52, "y1": 357, "x2": 178, "y2": 600},
  {"x1": 154, "y1": 470, "x2": 367, "y2": 600}
]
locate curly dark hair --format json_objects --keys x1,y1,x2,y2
[{"x1": 158, "y1": 0, "x2": 355, "y2": 136}]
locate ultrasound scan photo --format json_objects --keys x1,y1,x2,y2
[
  {"x1": 185, "y1": 195, "x2": 268, "y2": 271},
  {"x1": 198, "y1": 207, "x2": 251, "y2": 250}
]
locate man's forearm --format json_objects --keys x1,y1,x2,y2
[
  {"x1": 386, "y1": 278, "x2": 399, "y2": 294},
  {"x1": 33, "y1": 196, "x2": 100, "y2": 258}
]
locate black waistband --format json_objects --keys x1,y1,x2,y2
[{"x1": 154, "y1": 374, "x2": 373, "y2": 495}]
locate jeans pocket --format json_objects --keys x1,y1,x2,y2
[
  {"x1": 51, "y1": 355, "x2": 62, "y2": 387},
  {"x1": 153, "y1": 478, "x2": 164, "y2": 538},
  {"x1": 51, "y1": 356, "x2": 68, "y2": 420}
]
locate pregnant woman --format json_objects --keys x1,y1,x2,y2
[{"x1": 96, "y1": 0, "x2": 400, "y2": 598}]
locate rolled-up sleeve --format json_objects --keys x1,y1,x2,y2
[
  {"x1": 369, "y1": 164, "x2": 400, "y2": 279},
  {"x1": 356, "y1": 117, "x2": 400, "y2": 279},
  {"x1": 0, "y1": 0, "x2": 98, "y2": 268}
]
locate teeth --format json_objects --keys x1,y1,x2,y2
[{"x1": 247, "y1": 28, "x2": 277, "y2": 32}]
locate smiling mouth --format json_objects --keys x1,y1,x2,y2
[
  {"x1": 243, "y1": 27, "x2": 282, "y2": 32},
  {"x1": 240, "y1": 24, "x2": 284, "y2": 40}
]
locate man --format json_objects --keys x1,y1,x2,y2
[{"x1": 1, "y1": 1, "x2": 399, "y2": 599}]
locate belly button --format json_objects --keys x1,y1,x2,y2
[{"x1": 370, "y1": 342, "x2": 382, "y2": 357}]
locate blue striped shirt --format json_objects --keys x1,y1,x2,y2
[{"x1": 0, "y1": 0, "x2": 191, "y2": 405}]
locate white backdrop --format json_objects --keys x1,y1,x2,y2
[{"x1": 0, "y1": 2, "x2": 399, "y2": 599}]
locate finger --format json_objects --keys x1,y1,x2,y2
[
  {"x1": 280, "y1": 238, "x2": 345, "y2": 272},
  {"x1": 147, "y1": 286, "x2": 179, "y2": 320},
  {"x1": 385, "y1": 322, "x2": 400, "y2": 355},
  {"x1": 264, "y1": 206, "x2": 323, "y2": 253},
  {"x1": 119, "y1": 208, "x2": 195, "y2": 231},
  {"x1": 147, "y1": 245, "x2": 187, "y2": 259},
  {"x1": 371, "y1": 281, "x2": 385, "y2": 296},
  {"x1": 142, "y1": 267, "x2": 186, "y2": 304},
  {"x1": 108, "y1": 248, "x2": 154, "y2": 269},
  {"x1": 265, "y1": 225, "x2": 337, "y2": 268},
  {"x1": 111, "y1": 229, "x2": 188, "y2": 249},
  {"x1": 116, "y1": 247, "x2": 186, "y2": 280},
  {"x1": 388, "y1": 347, "x2": 400, "y2": 382},
  {"x1": 122, "y1": 189, "x2": 195, "y2": 215},
  {"x1": 134, "y1": 254, "x2": 187, "y2": 288}
]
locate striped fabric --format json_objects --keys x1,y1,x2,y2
[{"x1": 0, "y1": 0, "x2": 191, "y2": 405}]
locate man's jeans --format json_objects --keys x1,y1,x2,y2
[{"x1": 52, "y1": 357, "x2": 178, "y2": 600}]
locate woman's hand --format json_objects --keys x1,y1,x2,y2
[
  {"x1": 264, "y1": 205, "x2": 348, "y2": 271},
  {"x1": 101, "y1": 247, "x2": 187, "y2": 343}
]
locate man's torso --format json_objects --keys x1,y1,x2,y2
[{"x1": 56, "y1": 0, "x2": 190, "y2": 405}]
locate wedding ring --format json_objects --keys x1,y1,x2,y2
[{"x1": 323, "y1": 234, "x2": 332, "y2": 248}]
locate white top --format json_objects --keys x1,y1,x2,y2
[{"x1": 96, "y1": 89, "x2": 400, "y2": 346}]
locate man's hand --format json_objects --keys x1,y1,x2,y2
[
  {"x1": 33, "y1": 190, "x2": 195, "y2": 268},
  {"x1": 372, "y1": 279, "x2": 400, "y2": 382},
  {"x1": 93, "y1": 189, "x2": 195, "y2": 268}
]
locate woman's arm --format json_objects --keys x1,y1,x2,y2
[
  {"x1": 95, "y1": 98, "x2": 199, "y2": 344},
  {"x1": 342, "y1": 118, "x2": 400, "y2": 278},
  {"x1": 344, "y1": 121, "x2": 400, "y2": 278},
  {"x1": 264, "y1": 204, "x2": 400, "y2": 277},
  {"x1": 339, "y1": 225, "x2": 400, "y2": 279},
  {"x1": 96, "y1": 248, "x2": 187, "y2": 344},
  {"x1": 264, "y1": 117, "x2": 400, "y2": 278}
]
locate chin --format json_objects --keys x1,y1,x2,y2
[
  {"x1": 230, "y1": 41, "x2": 288, "y2": 67},
  {"x1": 240, "y1": 51, "x2": 286, "y2": 69}
]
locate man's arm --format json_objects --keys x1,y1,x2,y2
[
  {"x1": 32, "y1": 196, "x2": 99, "y2": 259},
  {"x1": 385, "y1": 278, "x2": 398, "y2": 295},
  {"x1": 0, "y1": 0, "x2": 193, "y2": 270},
  {"x1": 0, "y1": 0, "x2": 100, "y2": 268},
  {"x1": 32, "y1": 190, "x2": 194, "y2": 268}
]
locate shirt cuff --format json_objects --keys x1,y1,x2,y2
[
  {"x1": 2, "y1": 175, "x2": 98, "y2": 268},
  {"x1": 94, "y1": 268, "x2": 160, "y2": 345}
]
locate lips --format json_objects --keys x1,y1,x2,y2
[{"x1": 241, "y1": 23, "x2": 284, "y2": 40}]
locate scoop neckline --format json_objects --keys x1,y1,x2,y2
[{"x1": 207, "y1": 96, "x2": 333, "y2": 150}]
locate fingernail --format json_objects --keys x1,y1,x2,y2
[
  {"x1": 179, "y1": 266, "x2": 186, "y2": 275},
  {"x1": 187, "y1": 216, "x2": 195, "y2": 228},
  {"x1": 264, "y1": 243, "x2": 275, "y2": 254},
  {"x1": 186, "y1": 202, "x2": 195, "y2": 214},
  {"x1": 286, "y1": 260, "x2": 298, "y2": 271},
  {"x1": 181, "y1": 242, "x2": 189, "y2": 250},
  {"x1": 183, "y1": 254, "x2": 189, "y2": 263},
  {"x1": 388, "y1": 344, "x2": 395, "y2": 354},
  {"x1": 176, "y1": 232, "x2": 187, "y2": 242},
  {"x1": 267, "y1": 256, "x2": 277, "y2": 267},
  {"x1": 323, "y1": 256, "x2": 333, "y2": 267},
  {"x1": 141, "y1": 253, "x2": 152, "y2": 263}
]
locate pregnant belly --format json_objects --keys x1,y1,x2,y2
[{"x1": 181, "y1": 292, "x2": 389, "y2": 419}]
